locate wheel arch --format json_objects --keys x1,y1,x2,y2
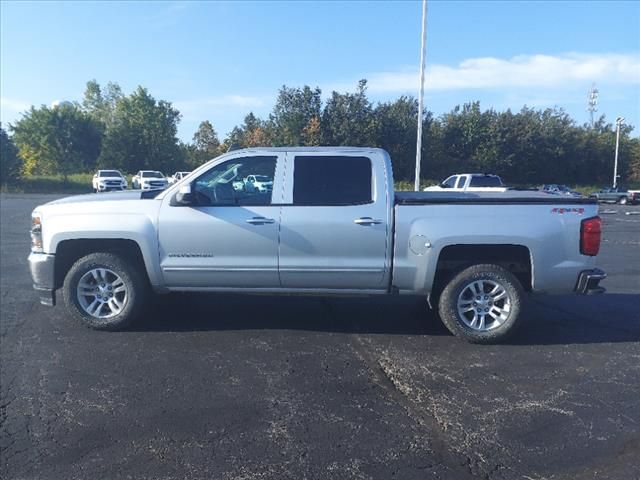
[
  {"x1": 429, "y1": 244, "x2": 532, "y2": 306},
  {"x1": 54, "y1": 238, "x2": 151, "y2": 290}
]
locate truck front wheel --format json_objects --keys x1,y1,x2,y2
[
  {"x1": 62, "y1": 252, "x2": 148, "y2": 330},
  {"x1": 438, "y1": 264, "x2": 525, "y2": 344}
]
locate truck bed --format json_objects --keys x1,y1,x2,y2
[{"x1": 395, "y1": 191, "x2": 596, "y2": 205}]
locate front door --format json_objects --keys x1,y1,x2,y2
[{"x1": 158, "y1": 154, "x2": 283, "y2": 288}]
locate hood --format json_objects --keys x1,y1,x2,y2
[{"x1": 45, "y1": 191, "x2": 148, "y2": 206}]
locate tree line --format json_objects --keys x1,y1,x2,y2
[{"x1": 2, "y1": 79, "x2": 639, "y2": 186}]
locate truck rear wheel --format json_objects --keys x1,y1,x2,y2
[
  {"x1": 437, "y1": 264, "x2": 525, "y2": 344},
  {"x1": 62, "y1": 252, "x2": 148, "y2": 331}
]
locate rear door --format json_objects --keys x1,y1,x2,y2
[{"x1": 278, "y1": 152, "x2": 390, "y2": 290}]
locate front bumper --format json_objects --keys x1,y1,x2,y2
[
  {"x1": 28, "y1": 252, "x2": 56, "y2": 306},
  {"x1": 97, "y1": 184, "x2": 126, "y2": 191},
  {"x1": 575, "y1": 268, "x2": 607, "y2": 295}
]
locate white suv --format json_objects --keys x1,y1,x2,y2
[
  {"x1": 92, "y1": 170, "x2": 127, "y2": 193},
  {"x1": 132, "y1": 171, "x2": 168, "y2": 190}
]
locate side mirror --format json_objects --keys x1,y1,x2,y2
[{"x1": 174, "y1": 184, "x2": 193, "y2": 206}]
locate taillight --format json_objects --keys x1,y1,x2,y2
[{"x1": 580, "y1": 216, "x2": 601, "y2": 256}]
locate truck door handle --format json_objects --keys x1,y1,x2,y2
[
  {"x1": 354, "y1": 217, "x2": 382, "y2": 226},
  {"x1": 246, "y1": 217, "x2": 275, "y2": 225}
]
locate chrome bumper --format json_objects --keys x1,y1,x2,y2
[
  {"x1": 575, "y1": 268, "x2": 606, "y2": 295},
  {"x1": 28, "y1": 253, "x2": 56, "y2": 306}
]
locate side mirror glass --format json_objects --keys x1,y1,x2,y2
[{"x1": 175, "y1": 184, "x2": 193, "y2": 206}]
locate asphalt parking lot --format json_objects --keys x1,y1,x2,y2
[{"x1": 1, "y1": 194, "x2": 639, "y2": 480}]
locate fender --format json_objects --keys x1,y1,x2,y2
[{"x1": 42, "y1": 210, "x2": 163, "y2": 287}]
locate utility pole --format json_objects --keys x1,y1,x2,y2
[
  {"x1": 613, "y1": 116, "x2": 625, "y2": 188},
  {"x1": 414, "y1": 0, "x2": 428, "y2": 191},
  {"x1": 587, "y1": 83, "x2": 599, "y2": 128}
]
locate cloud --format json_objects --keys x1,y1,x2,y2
[
  {"x1": 328, "y1": 53, "x2": 640, "y2": 94},
  {"x1": 0, "y1": 97, "x2": 30, "y2": 113}
]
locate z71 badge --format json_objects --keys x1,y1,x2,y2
[{"x1": 551, "y1": 207, "x2": 585, "y2": 215}]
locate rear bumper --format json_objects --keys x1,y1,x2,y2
[
  {"x1": 575, "y1": 268, "x2": 606, "y2": 295},
  {"x1": 28, "y1": 253, "x2": 56, "y2": 306}
]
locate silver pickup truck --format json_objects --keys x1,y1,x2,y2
[{"x1": 28, "y1": 147, "x2": 605, "y2": 343}]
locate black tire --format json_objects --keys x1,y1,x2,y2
[
  {"x1": 62, "y1": 252, "x2": 148, "y2": 331},
  {"x1": 437, "y1": 264, "x2": 525, "y2": 344}
]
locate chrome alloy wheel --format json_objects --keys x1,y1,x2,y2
[
  {"x1": 76, "y1": 268, "x2": 127, "y2": 319},
  {"x1": 456, "y1": 279, "x2": 512, "y2": 331}
]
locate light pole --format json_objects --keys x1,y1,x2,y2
[
  {"x1": 414, "y1": 0, "x2": 428, "y2": 191},
  {"x1": 613, "y1": 116, "x2": 625, "y2": 189},
  {"x1": 587, "y1": 83, "x2": 599, "y2": 128}
]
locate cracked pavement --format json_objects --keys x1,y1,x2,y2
[{"x1": 1, "y1": 194, "x2": 639, "y2": 479}]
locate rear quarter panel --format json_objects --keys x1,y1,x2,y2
[{"x1": 393, "y1": 203, "x2": 599, "y2": 295}]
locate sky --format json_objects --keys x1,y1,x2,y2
[{"x1": 1, "y1": 0, "x2": 639, "y2": 141}]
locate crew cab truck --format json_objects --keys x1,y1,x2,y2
[
  {"x1": 28, "y1": 147, "x2": 605, "y2": 344},
  {"x1": 424, "y1": 173, "x2": 507, "y2": 192}
]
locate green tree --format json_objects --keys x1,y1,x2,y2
[
  {"x1": 374, "y1": 96, "x2": 419, "y2": 180},
  {"x1": 270, "y1": 85, "x2": 322, "y2": 145},
  {"x1": 11, "y1": 104, "x2": 103, "y2": 178},
  {"x1": 98, "y1": 86, "x2": 182, "y2": 173},
  {"x1": 82, "y1": 80, "x2": 123, "y2": 128},
  {"x1": 628, "y1": 138, "x2": 640, "y2": 183},
  {"x1": 0, "y1": 125, "x2": 22, "y2": 185},
  {"x1": 322, "y1": 80, "x2": 377, "y2": 146},
  {"x1": 191, "y1": 120, "x2": 221, "y2": 165}
]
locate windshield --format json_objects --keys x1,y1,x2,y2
[
  {"x1": 469, "y1": 176, "x2": 503, "y2": 187},
  {"x1": 142, "y1": 171, "x2": 164, "y2": 178},
  {"x1": 99, "y1": 170, "x2": 122, "y2": 177},
  {"x1": 253, "y1": 175, "x2": 271, "y2": 182}
]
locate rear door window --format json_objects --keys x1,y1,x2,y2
[{"x1": 293, "y1": 156, "x2": 372, "y2": 206}]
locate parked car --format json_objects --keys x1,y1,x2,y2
[
  {"x1": 168, "y1": 171, "x2": 191, "y2": 185},
  {"x1": 243, "y1": 174, "x2": 273, "y2": 193},
  {"x1": 424, "y1": 173, "x2": 507, "y2": 192},
  {"x1": 539, "y1": 184, "x2": 582, "y2": 198},
  {"x1": 589, "y1": 187, "x2": 638, "y2": 205},
  {"x1": 131, "y1": 171, "x2": 168, "y2": 190},
  {"x1": 92, "y1": 170, "x2": 127, "y2": 193},
  {"x1": 28, "y1": 147, "x2": 605, "y2": 344}
]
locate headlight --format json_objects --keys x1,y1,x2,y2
[{"x1": 31, "y1": 214, "x2": 43, "y2": 253}]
